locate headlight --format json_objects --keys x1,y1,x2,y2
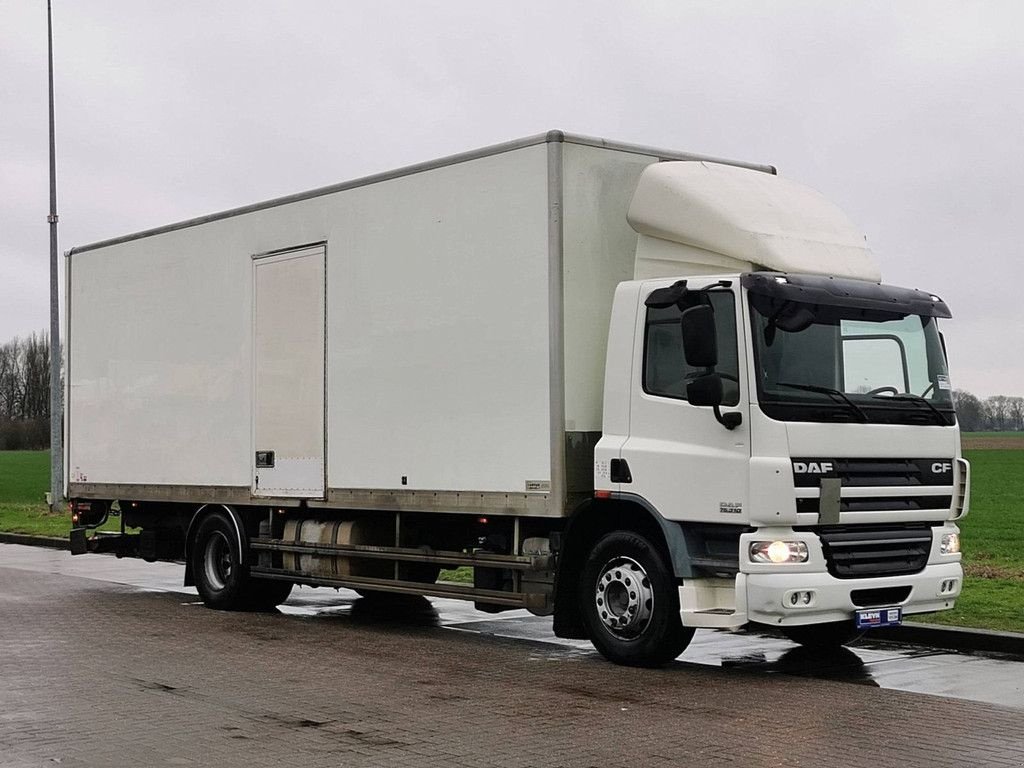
[
  {"x1": 749, "y1": 540, "x2": 809, "y2": 564},
  {"x1": 940, "y1": 532, "x2": 960, "y2": 555}
]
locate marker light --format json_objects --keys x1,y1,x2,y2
[
  {"x1": 750, "y1": 540, "x2": 809, "y2": 564},
  {"x1": 940, "y1": 532, "x2": 960, "y2": 555}
]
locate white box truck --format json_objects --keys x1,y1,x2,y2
[{"x1": 66, "y1": 131, "x2": 968, "y2": 666}]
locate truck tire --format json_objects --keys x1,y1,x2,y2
[
  {"x1": 246, "y1": 578, "x2": 294, "y2": 611},
  {"x1": 580, "y1": 531, "x2": 694, "y2": 667},
  {"x1": 781, "y1": 620, "x2": 864, "y2": 649},
  {"x1": 192, "y1": 511, "x2": 254, "y2": 610}
]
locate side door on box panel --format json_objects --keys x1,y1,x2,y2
[{"x1": 252, "y1": 244, "x2": 326, "y2": 499}]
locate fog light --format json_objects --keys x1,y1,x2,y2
[
  {"x1": 750, "y1": 540, "x2": 809, "y2": 564},
  {"x1": 940, "y1": 533, "x2": 960, "y2": 555},
  {"x1": 784, "y1": 590, "x2": 815, "y2": 608}
]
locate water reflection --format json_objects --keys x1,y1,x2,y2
[
  {"x1": 277, "y1": 590, "x2": 442, "y2": 627},
  {"x1": 720, "y1": 644, "x2": 878, "y2": 686},
  {"x1": 350, "y1": 594, "x2": 441, "y2": 627},
  {"x1": 773, "y1": 645, "x2": 879, "y2": 686}
]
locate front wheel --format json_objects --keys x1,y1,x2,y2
[
  {"x1": 781, "y1": 620, "x2": 864, "y2": 649},
  {"x1": 580, "y1": 531, "x2": 694, "y2": 667}
]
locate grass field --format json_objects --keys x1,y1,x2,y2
[
  {"x1": 0, "y1": 451, "x2": 66, "y2": 537},
  {"x1": 0, "y1": 450, "x2": 125, "y2": 537},
  {"x1": 915, "y1": 448, "x2": 1024, "y2": 632},
  {"x1": 1, "y1": 446, "x2": 1021, "y2": 632}
]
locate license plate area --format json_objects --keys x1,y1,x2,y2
[{"x1": 855, "y1": 606, "x2": 902, "y2": 629}]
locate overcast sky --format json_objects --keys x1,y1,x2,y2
[{"x1": 2, "y1": 1, "x2": 1022, "y2": 398}]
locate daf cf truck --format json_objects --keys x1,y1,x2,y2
[{"x1": 67, "y1": 131, "x2": 968, "y2": 666}]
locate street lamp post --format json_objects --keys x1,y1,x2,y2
[{"x1": 47, "y1": 0, "x2": 64, "y2": 511}]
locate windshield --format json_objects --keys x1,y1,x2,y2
[{"x1": 749, "y1": 294, "x2": 955, "y2": 426}]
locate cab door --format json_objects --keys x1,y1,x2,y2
[
  {"x1": 251, "y1": 244, "x2": 326, "y2": 499},
  {"x1": 620, "y1": 278, "x2": 750, "y2": 522}
]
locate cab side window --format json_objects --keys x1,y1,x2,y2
[{"x1": 643, "y1": 291, "x2": 740, "y2": 405}]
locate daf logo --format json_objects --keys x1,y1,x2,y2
[
  {"x1": 931, "y1": 462, "x2": 952, "y2": 474},
  {"x1": 793, "y1": 461, "x2": 834, "y2": 474}
]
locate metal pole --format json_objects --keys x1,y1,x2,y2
[{"x1": 47, "y1": 0, "x2": 64, "y2": 511}]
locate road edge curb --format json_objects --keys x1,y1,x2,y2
[
  {"x1": 0, "y1": 532, "x2": 69, "y2": 550},
  {"x1": 874, "y1": 622, "x2": 1024, "y2": 657}
]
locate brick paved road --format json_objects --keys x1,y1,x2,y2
[{"x1": 1, "y1": 566, "x2": 1023, "y2": 768}]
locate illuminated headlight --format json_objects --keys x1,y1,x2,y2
[
  {"x1": 749, "y1": 540, "x2": 809, "y2": 564},
  {"x1": 940, "y1": 532, "x2": 961, "y2": 555}
]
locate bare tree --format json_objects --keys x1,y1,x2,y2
[
  {"x1": 0, "y1": 333, "x2": 51, "y2": 449},
  {"x1": 21, "y1": 332, "x2": 50, "y2": 420},
  {"x1": 953, "y1": 389, "x2": 985, "y2": 431}
]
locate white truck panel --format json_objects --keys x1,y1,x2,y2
[
  {"x1": 324, "y1": 147, "x2": 553, "y2": 492},
  {"x1": 66, "y1": 133, "x2": 780, "y2": 511},
  {"x1": 561, "y1": 143, "x2": 655, "y2": 434},
  {"x1": 629, "y1": 162, "x2": 881, "y2": 282},
  {"x1": 68, "y1": 231, "x2": 254, "y2": 487}
]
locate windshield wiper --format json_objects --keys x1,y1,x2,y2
[
  {"x1": 775, "y1": 382, "x2": 869, "y2": 422},
  {"x1": 871, "y1": 393, "x2": 949, "y2": 425}
]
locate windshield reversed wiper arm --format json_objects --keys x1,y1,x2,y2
[
  {"x1": 775, "y1": 382, "x2": 869, "y2": 423},
  {"x1": 871, "y1": 393, "x2": 949, "y2": 425}
]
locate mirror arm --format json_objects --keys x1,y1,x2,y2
[{"x1": 713, "y1": 405, "x2": 742, "y2": 430}]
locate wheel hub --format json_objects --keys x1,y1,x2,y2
[
  {"x1": 594, "y1": 556, "x2": 654, "y2": 639},
  {"x1": 203, "y1": 531, "x2": 233, "y2": 591}
]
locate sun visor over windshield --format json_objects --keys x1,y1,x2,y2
[{"x1": 741, "y1": 272, "x2": 952, "y2": 318}]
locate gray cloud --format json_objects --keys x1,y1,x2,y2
[{"x1": 2, "y1": 0, "x2": 1022, "y2": 397}]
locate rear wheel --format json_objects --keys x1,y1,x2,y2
[
  {"x1": 193, "y1": 512, "x2": 249, "y2": 610},
  {"x1": 192, "y1": 511, "x2": 292, "y2": 610},
  {"x1": 781, "y1": 620, "x2": 865, "y2": 649},
  {"x1": 580, "y1": 531, "x2": 694, "y2": 667}
]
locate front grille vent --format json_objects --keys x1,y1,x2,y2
[
  {"x1": 792, "y1": 458, "x2": 953, "y2": 488},
  {"x1": 797, "y1": 496, "x2": 952, "y2": 514},
  {"x1": 817, "y1": 526, "x2": 932, "y2": 579}
]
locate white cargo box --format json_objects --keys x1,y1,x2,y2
[{"x1": 65, "y1": 132, "x2": 772, "y2": 517}]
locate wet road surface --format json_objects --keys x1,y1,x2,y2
[
  {"x1": 2, "y1": 543, "x2": 1024, "y2": 766},
  {"x1": 3, "y1": 543, "x2": 1022, "y2": 710}
]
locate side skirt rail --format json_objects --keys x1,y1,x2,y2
[
  {"x1": 249, "y1": 566, "x2": 528, "y2": 607},
  {"x1": 249, "y1": 537, "x2": 553, "y2": 571}
]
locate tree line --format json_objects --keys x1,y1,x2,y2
[
  {"x1": 0, "y1": 332, "x2": 52, "y2": 450},
  {"x1": 953, "y1": 390, "x2": 1024, "y2": 433}
]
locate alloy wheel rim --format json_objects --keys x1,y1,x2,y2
[{"x1": 594, "y1": 555, "x2": 654, "y2": 640}]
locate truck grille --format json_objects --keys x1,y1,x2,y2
[
  {"x1": 817, "y1": 526, "x2": 933, "y2": 579},
  {"x1": 791, "y1": 458, "x2": 953, "y2": 487},
  {"x1": 793, "y1": 458, "x2": 954, "y2": 517}
]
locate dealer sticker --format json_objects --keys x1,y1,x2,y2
[{"x1": 855, "y1": 606, "x2": 902, "y2": 629}]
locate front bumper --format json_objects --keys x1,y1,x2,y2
[{"x1": 740, "y1": 561, "x2": 963, "y2": 627}]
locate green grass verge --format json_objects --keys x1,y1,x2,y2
[
  {"x1": 2, "y1": 448, "x2": 1022, "y2": 633},
  {"x1": 0, "y1": 449, "x2": 125, "y2": 537},
  {"x1": 905, "y1": 448, "x2": 1024, "y2": 633},
  {"x1": 909, "y1": 576, "x2": 1024, "y2": 634},
  {"x1": 0, "y1": 450, "x2": 51, "y2": 504}
]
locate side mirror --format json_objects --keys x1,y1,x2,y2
[
  {"x1": 680, "y1": 305, "x2": 718, "y2": 368},
  {"x1": 687, "y1": 373, "x2": 742, "y2": 430},
  {"x1": 687, "y1": 373, "x2": 724, "y2": 407}
]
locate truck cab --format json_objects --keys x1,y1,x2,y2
[{"x1": 579, "y1": 161, "x2": 967, "y2": 664}]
